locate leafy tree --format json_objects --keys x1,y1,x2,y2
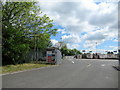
[
  {"x1": 2, "y1": 2, "x2": 57, "y2": 65},
  {"x1": 55, "y1": 41, "x2": 67, "y2": 49},
  {"x1": 60, "y1": 47, "x2": 69, "y2": 56},
  {"x1": 60, "y1": 46, "x2": 82, "y2": 56},
  {"x1": 68, "y1": 49, "x2": 82, "y2": 56}
]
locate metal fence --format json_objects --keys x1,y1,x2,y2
[{"x1": 21, "y1": 48, "x2": 62, "y2": 64}]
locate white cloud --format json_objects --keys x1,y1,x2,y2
[
  {"x1": 113, "y1": 39, "x2": 118, "y2": 42},
  {"x1": 67, "y1": 43, "x2": 80, "y2": 49},
  {"x1": 83, "y1": 40, "x2": 100, "y2": 49},
  {"x1": 61, "y1": 33, "x2": 81, "y2": 44},
  {"x1": 51, "y1": 39, "x2": 58, "y2": 46},
  {"x1": 38, "y1": 1, "x2": 118, "y2": 50},
  {"x1": 57, "y1": 29, "x2": 67, "y2": 34},
  {"x1": 108, "y1": 46, "x2": 118, "y2": 50}
]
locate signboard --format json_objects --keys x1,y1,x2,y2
[
  {"x1": 47, "y1": 51, "x2": 52, "y2": 55},
  {"x1": 47, "y1": 51, "x2": 52, "y2": 63},
  {"x1": 47, "y1": 56, "x2": 52, "y2": 62}
]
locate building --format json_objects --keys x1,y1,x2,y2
[{"x1": 46, "y1": 47, "x2": 62, "y2": 64}]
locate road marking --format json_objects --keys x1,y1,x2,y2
[
  {"x1": 105, "y1": 76, "x2": 109, "y2": 79},
  {"x1": 87, "y1": 64, "x2": 91, "y2": 67},
  {"x1": 72, "y1": 61, "x2": 74, "y2": 64},
  {"x1": 101, "y1": 64, "x2": 105, "y2": 66}
]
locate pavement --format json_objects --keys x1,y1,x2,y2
[{"x1": 2, "y1": 59, "x2": 119, "y2": 88}]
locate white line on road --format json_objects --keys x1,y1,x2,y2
[
  {"x1": 87, "y1": 64, "x2": 91, "y2": 67},
  {"x1": 101, "y1": 64, "x2": 106, "y2": 66},
  {"x1": 72, "y1": 61, "x2": 74, "y2": 64}
]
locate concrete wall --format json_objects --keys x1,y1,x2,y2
[
  {"x1": 63, "y1": 56, "x2": 74, "y2": 59},
  {"x1": 86, "y1": 54, "x2": 93, "y2": 59},
  {"x1": 76, "y1": 54, "x2": 118, "y2": 59},
  {"x1": 99, "y1": 54, "x2": 118, "y2": 59},
  {"x1": 76, "y1": 54, "x2": 82, "y2": 59},
  {"x1": 99, "y1": 54, "x2": 107, "y2": 59},
  {"x1": 55, "y1": 49, "x2": 62, "y2": 64}
]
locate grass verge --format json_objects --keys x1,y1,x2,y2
[{"x1": 0, "y1": 63, "x2": 53, "y2": 74}]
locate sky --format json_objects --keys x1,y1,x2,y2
[{"x1": 38, "y1": 0, "x2": 119, "y2": 54}]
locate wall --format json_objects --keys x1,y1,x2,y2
[{"x1": 55, "y1": 49, "x2": 62, "y2": 64}]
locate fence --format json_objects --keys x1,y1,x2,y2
[
  {"x1": 21, "y1": 48, "x2": 62, "y2": 64},
  {"x1": 66, "y1": 54, "x2": 119, "y2": 59}
]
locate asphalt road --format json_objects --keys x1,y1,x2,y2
[{"x1": 2, "y1": 59, "x2": 118, "y2": 88}]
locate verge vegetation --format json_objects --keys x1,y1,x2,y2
[{"x1": 0, "y1": 63, "x2": 54, "y2": 74}]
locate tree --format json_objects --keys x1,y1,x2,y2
[
  {"x1": 60, "y1": 47, "x2": 82, "y2": 56},
  {"x1": 2, "y1": 2, "x2": 58, "y2": 65},
  {"x1": 60, "y1": 47, "x2": 69, "y2": 56},
  {"x1": 55, "y1": 41, "x2": 67, "y2": 49}
]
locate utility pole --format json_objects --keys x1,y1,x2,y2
[
  {"x1": 35, "y1": 35, "x2": 39, "y2": 61},
  {"x1": 34, "y1": 35, "x2": 36, "y2": 61},
  {"x1": 96, "y1": 42, "x2": 97, "y2": 54},
  {"x1": 30, "y1": 34, "x2": 38, "y2": 61}
]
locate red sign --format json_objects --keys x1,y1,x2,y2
[{"x1": 47, "y1": 56, "x2": 52, "y2": 62}]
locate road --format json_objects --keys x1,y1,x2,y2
[{"x1": 2, "y1": 59, "x2": 118, "y2": 88}]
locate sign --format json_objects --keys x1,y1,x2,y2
[
  {"x1": 47, "y1": 51, "x2": 52, "y2": 63},
  {"x1": 47, "y1": 51, "x2": 52, "y2": 55},
  {"x1": 48, "y1": 56, "x2": 52, "y2": 62}
]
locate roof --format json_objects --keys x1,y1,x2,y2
[{"x1": 46, "y1": 47, "x2": 59, "y2": 50}]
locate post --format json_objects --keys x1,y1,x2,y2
[
  {"x1": 34, "y1": 35, "x2": 36, "y2": 61},
  {"x1": 36, "y1": 36, "x2": 38, "y2": 61},
  {"x1": 96, "y1": 42, "x2": 97, "y2": 54}
]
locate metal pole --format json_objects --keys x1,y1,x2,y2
[
  {"x1": 118, "y1": 49, "x2": 120, "y2": 67},
  {"x1": 96, "y1": 42, "x2": 97, "y2": 54},
  {"x1": 36, "y1": 36, "x2": 39, "y2": 61},
  {"x1": 35, "y1": 35, "x2": 36, "y2": 61},
  {"x1": 36, "y1": 35, "x2": 39, "y2": 61},
  {"x1": 36, "y1": 36, "x2": 37, "y2": 61}
]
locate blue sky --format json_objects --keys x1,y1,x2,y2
[{"x1": 38, "y1": 0, "x2": 118, "y2": 53}]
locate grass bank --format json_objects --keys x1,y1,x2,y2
[{"x1": 0, "y1": 63, "x2": 53, "y2": 74}]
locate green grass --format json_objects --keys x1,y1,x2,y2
[{"x1": 0, "y1": 63, "x2": 53, "y2": 74}]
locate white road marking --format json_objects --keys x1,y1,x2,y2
[
  {"x1": 101, "y1": 64, "x2": 105, "y2": 66},
  {"x1": 87, "y1": 64, "x2": 91, "y2": 67},
  {"x1": 105, "y1": 76, "x2": 109, "y2": 79},
  {"x1": 72, "y1": 61, "x2": 74, "y2": 64}
]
